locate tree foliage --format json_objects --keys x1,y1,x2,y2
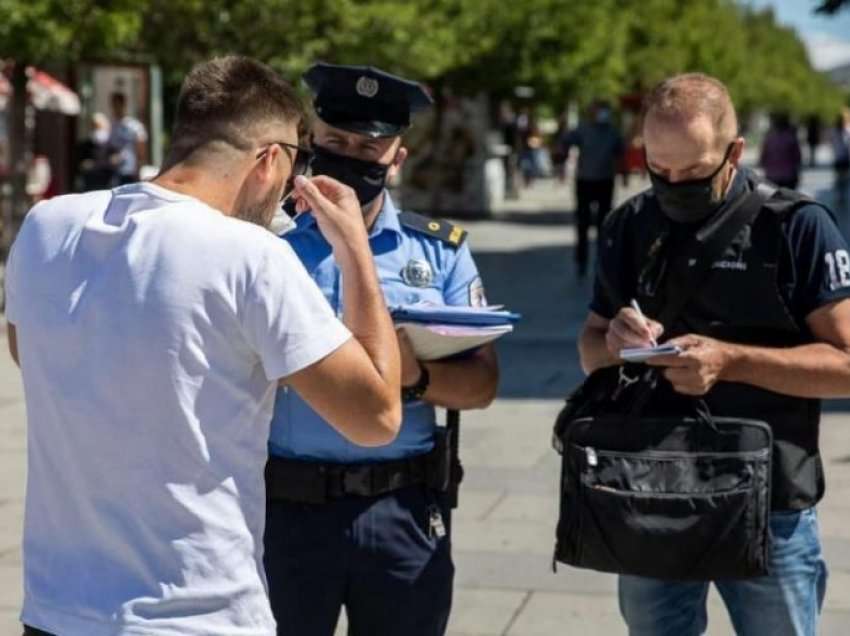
[{"x1": 1, "y1": 0, "x2": 845, "y2": 123}]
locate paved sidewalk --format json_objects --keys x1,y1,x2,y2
[{"x1": 2, "y1": 161, "x2": 850, "y2": 634}]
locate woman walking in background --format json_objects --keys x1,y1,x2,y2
[{"x1": 759, "y1": 112, "x2": 802, "y2": 190}]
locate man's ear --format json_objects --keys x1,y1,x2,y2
[
  {"x1": 730, "y1": 137, "x2": 745, "y2": 167},
  {"x1": 388, "y1": 146, "x2": 408, "y2": 180},
  {"x1": 254, "y1": 144, "x2": 282, "y2": 183}
]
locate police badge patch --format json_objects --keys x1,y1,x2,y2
[
  {"x1": 356, "y1": 76, "x2": 379, "y2": 98},
  {"x1": 401, "y1": 259, "x2": 433, "y2": 288},
  {"x1": 469, "y1": 277, "x2": 487, "y2": 307}
]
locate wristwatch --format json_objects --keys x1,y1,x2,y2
[{"x1": 402, "y1": 363, "x2": 430, "y2": 402}]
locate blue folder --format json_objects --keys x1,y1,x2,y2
[{"x1": 390, "y1": 304, "x2": 521, "y2": 326}]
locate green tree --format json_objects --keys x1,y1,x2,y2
[{"x1": 0, "y1": 0, "x2": 144, "y2": 252}]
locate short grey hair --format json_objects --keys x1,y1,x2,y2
[{"x1": 642, "y1": 73, "x2": 738, "y2": 149}]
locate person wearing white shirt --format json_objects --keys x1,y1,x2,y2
[
  {"x1": 5, "y1": 55, "x2": 401, "y2": 636},
  {"x1": 108, "y1": 92, "x2": 148, "y2": 185}
]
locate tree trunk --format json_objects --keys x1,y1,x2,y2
[
  {"x1": 427, "y1": 79, "x2": 446, "y2": 216},
  {"x1": 4, "y1": 63, "x2": 30, "y2": 254}
]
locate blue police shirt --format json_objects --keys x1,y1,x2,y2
[{"x1": 268, "y1": 193, "x2": 484, "y2": 463}]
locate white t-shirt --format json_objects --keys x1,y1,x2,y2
[{"x1": 4, "y1": 183, "x2": 351, "y2": 635}]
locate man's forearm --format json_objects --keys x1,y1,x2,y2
[
  {"x1": 336, "y1": 246, "x2": 399, "y2": 386},
  {"x1": 723, "y1": 341, "x2": 850, "y2": 398},
  {"x1": 579, "y1": 325, "x2": 619, "y2": 374},
  {"x1": 421, "y1": 348, "x2": 498, "y2": 410}
]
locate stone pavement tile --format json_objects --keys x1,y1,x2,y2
[
  {"x1": 454, "y1": 490, "x2": 506, "y2": 521},
  {"x1": 462, "y1": 463, "x2": 558, "y2": 497},
  {"x1": 486, "y1": 493, "x2": 556, "y2": 524},
  {"x1": 0, "y1": 402, "x2": 26, "y2": 452},
  {"x1": 0, "y1": 500, "x2": 23, "y2": 556},
  {"x1": 455, "y1": 551, "x2": 617, "y2": 596},
  {"x1": 823, "y1": 537, "x2": 850, "y2": 573},
  {"x1": 0, "y1": 610, "x2": 21, "y2": 636},
  {"x1": 818, "y1": 504, "x2": 850, "y2": 543},
  {"x1": 459, "y1": 401, "x2": 561, "y2": 471},
  {"x1": 0, "y1": 547, "x2": 21, "y2": 567},
  {"x1": 825, "y1": 570, "x2": 850, "y2": 612},
  {"x1": 454, "y1": 520, "x2": 553, "y2": 557},
  {"x1": 505, "y1": 591, "x2": 626, "y2": 635},
  {"x1": 0, "y1": 450, "x2": 25, "y2": 502},
  {"x1": 822, "y1": 610, "x2": 850, "y2": 635},
  {"x1": 448, "y1": 587, "x2": 528, "y2": 635},
  {"x1": 0, "y1": 563, "x2": 22, "y2": 620},
  {"x1": 0, "y1": 361, "x2": 23, "y2": 405}
]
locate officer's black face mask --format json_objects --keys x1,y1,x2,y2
[
  {"x1": 648, "y1": 143, "x2": 735, "y2": 224},
  {"x1": 309, "y1": 144, "x2": 393, "y2": 207}
]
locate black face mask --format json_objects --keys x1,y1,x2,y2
[
  {"x1": 648, "y1": 143, "x2": 734, "y2": 224},
  {"x1": 309, "y1": 144, "x2": 392, "y2": 206}
]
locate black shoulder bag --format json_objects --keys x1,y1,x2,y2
[{"x1": 553, "y1": 184, "x2": 777, "y2": 581}]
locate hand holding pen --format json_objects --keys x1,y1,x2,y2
[{"x1": 603, "y1": 299, "x2": 665, "y2": 359}]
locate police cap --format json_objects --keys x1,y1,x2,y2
[{"x1": 304, "y1": 62, "x2": 433, "y2": 139}]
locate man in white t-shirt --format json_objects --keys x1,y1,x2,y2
[
  {"x1": 5, "y1": 56, "x2": 401, "y2": 636},
  {"x1": 108, "y1": 92, "x2": 148, "y2": 185}
]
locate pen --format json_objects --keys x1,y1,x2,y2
[{"x1": 630, "y1": 298, "x2": 658, "y2": 347}]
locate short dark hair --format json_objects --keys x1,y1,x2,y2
[
  {"x1": 165, "y1": 56, "x2": 304, "y2": 167},
  {"x1": 642, "y1": 73, "x2": 738, "y2": 148},
  {"x1": 111, "y1": 92, "x2": 127, "y2": 107}
]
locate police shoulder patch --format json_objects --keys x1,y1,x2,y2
[{"x1": 398, "y1": 211, "x2": 467, "y2": 247}]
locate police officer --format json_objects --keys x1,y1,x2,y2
[
  {"x1": 263, "y1": 63, "x2": 499, "y2": 636},
  {"x1": 579, "y1": 72, "x2": 850, "y2": 635}
]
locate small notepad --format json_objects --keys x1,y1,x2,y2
[{"x1": 619, "y1": 343, "x2": 682, "y2": 362}]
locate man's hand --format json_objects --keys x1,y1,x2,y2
[
  {"x1": 605, "y1": 307, "x2": 664, "y2": 358},
  {"x1": 292, "y1": 175, "x2": 367, "y2": 253},
  {"x1": 646, "y1": 334, "x2": 737, "y2": 396},
  {"x1": 397, "y1": 329, "x2": 423, "y2": 387}
]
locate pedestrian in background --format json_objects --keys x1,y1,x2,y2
[
  {"x1": 75, "y1": 112, "x2": 113, "y2": 191},
  {"x1": 830, "y1": 110, "x2": 850, "y2": 210},
  {"x1": 806, "y1": 115, "x2": 821, "y2": 167},
  {"x1": 759, "y1": 112, "x2": 802, "y2": 190},
  {"x1": 551, "y1": 112, "x2": 569, "y2": 183},
  {"x1": 562, "y1": 99, "x2": 624, "y2": 279},
  {"x1": 108, "y1": 92, "x2": 148, "y2": 185}
]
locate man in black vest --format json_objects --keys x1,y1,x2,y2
[{"x1": 579, "y1": 73, "x2": 850, "y2": 635}]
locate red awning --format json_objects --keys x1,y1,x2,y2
[{"x1": 0, "y1": 66, "x2": 80, "y2": 115}]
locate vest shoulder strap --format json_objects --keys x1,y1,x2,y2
[
  {"x1": 398, "y1": 211, "x2": 467, "y2": 247},
  {"x1": 758, "y1": 180, "x2": 833, "y2": 222}
]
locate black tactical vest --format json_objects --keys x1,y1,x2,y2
[{"x1": 624, "y1": 173, "x2": 826, "y2": 511}]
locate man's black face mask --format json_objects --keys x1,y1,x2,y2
[
  {"x1": 309, "y1": 144, "x2": 393, "y2": 207},
  {"x1": 647, "y1": 143, "x2": 735, "y2": 224}
]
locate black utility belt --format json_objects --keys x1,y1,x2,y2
[{"x1": 266, "y1": 430, "x2": 454, "y2": 504}]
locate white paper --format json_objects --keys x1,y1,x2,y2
[
  {"x1": 619, "y1": 343, "x2": 682, "y2": 362},
  {"x1": 398, "y1": 322, "x2": 513, "y2": 361}
]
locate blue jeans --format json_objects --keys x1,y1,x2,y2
[{"x1": 619, "y1": 508, "x2": 828, "y2": 636}]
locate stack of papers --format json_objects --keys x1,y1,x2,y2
[{"x1": 391, "y1": 303, "x2": 520, "y2": 360}]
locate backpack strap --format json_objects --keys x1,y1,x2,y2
[{"x1": 658, "y1": 182, "x2": 777, "y2": 329}]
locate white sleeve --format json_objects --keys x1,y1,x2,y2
[
  {"x1": 133, "y1": 120, "x2": 148, "y2": 143},
  {"x1": 241, "y1": 240, "x2": 351, "y2": 381}
]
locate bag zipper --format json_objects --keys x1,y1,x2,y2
[{"x1": 575, "y1": 444, "x2": 769, "y2": 462}]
